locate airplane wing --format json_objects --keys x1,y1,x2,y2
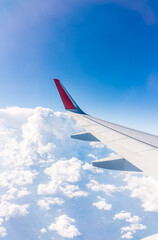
[
  {"x1": 141, "y1": 233, "x2": 158, "y2": 240},
  {"x1": 54, "y1": 79, "x2": 158, "y2": 182}
]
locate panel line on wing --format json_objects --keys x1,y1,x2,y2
[{"x1": 84, "y1": 115, "x2": 158, "y2": 149}]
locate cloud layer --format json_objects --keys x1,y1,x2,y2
[{"x1": 0, "y1": 106, "x2": 157, "y2": 239}]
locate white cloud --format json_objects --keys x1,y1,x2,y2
[
  {"x1": 113, "y1": 211, "x2": 140, "y2": 223},
  {"x1": 1, "y1": 187, "x2": 30, "y2": 201},
  {"x1": 0, "y1": 107, "x2": 83, "y2": 169},
  {"x1": 113, "y1": 211, "x2": 146, "y2": 239},
  {"x1": 89, "y1": 142, "x2": 105, "y2": 149},
  {"x1": 93, "y1": 196, "x2": 112, "y2": 211},
  {"x1": 121, "y1": 232, "x2": 133, "y2": 239},
  {"x1": 121, "y1": 223, "x2": 146, "y2": 233},
  {"x1": 60, "y1": 184, "x2": 88, "y2": 198},
  {"x1": 122, "y1": 173, "x2": 158, "y2": 212},
  {"x1": 113, "y1": 211, "x2": 131, "y2": 221},
  {"x1": 0, "y1": 168, "x2": 36, "y2": 206},
  {"x1": 83, "y1": 162, "x2": 103, "y2": 173},
  {"x1": 48, "y1": 214, "x2": 81, "y2": 239},
  {"x1": 0, "y1": 201, "x2": 29, "y2": 221},
  {"x1": 38, "y1": 197, "x2": 64, "y2": 210},
  {"x1": 44, "y1": 157, "x2": 82, "y2": 183},
  {"x1": 0, "y1": 106, "x2": 153, "y2": 239},
  {"x1": 40, "y1": 228, "x2": 47, "y2": 233},
  {"x1": 38, "y1": 157, "x2": 88, "y2": 198},
  {"x1": 87, "y1": 179, "x2": 119, "y2": 195},
  {"x1": 88, "y1": 153, "x2": 97, "y2": 160},
  {"x1": 0, "y1": 218, "x2": 3, "y2": 226},
  {"x1": 0, "y1": 227, "x2": 7, "y2": 238},
  {"x1": 0, "y1": 170, "x2": 37, "y2": 188}
]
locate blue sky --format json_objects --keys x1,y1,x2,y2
[
  {"x1": 0, "y1": 0, "x2": 158, "y2": 239},
  {"x1": 0, "y1": 0, "x2": 158, "y2": 133}
]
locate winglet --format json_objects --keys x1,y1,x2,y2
[{"x1": 54, "y1": 79, "x2": 85, "y2": 114}]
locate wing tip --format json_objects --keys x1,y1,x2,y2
[
  {"x1": 53, "y1": 78, "x2": 60, "y2": 83},
  {"x1": 53, "y1": 78, "x2": 85, "y2": 114},
  {"x1": 53, "y1": 78, "x2": 77, "y2": 110}
]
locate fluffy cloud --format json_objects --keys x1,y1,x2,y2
[
  {"x1": 37, "y1": 197, "x2": 64, "y2": 210},
  {"x1": 0, "y1": 107, "x2": 83, "y2": 168},
  {"x1": 40, "y1": 228, "x2": 47, "y2": 233},
  {"x1": 0, "y1": 106, "x2": 154, "y2": 239},
  {"x1": 122, "y1": 173, "x2": 158, "y2": 212},
  {"x1": 93, "y1": 196, "x2": 112, "y2": 210},
  {"x1": 48, "y1": 214, "x2": 81, "y2": 238},
  {"x1": 121, "y1": 232, "x2": 133, "y2": 239},
  {"x1": 83, "y1": 162, "x2": 103, "y2": 173},
  {"x1": 87, "y1": 179, "x2": 119, "y2": 195},
  {"x1": 121, "y1": 223, "x2": 146, "y2": 239},
  {"x1": 0, "y1": 107, "x2": 85, "y2": 237},
  {"x1": 0, "y1": 169, "x2": 37, "y2": 188},
  {"x1": 113, "y1": 211, "x2": 140, "y2": 223},
  {"x1": 0, "y1": 201, "x2": 29, "y2": 221},
  {"x1": 0, "y1": 218, "x2": 6, "y2": 237},
  {"x1": 38, "y1": 157, "x2": 88, "y2": 198},
  {"x1": 1, "y1": 187, "x2": 29, "y2": 201},
  {"x1": 113, "y1": 211, "x2": 146, "y2": 239},
  {"x1": 0, "y1": 227, "x2": 7, "y2": 238}
]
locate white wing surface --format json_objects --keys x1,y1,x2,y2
[{"x1": 54, "y1": 79, "x2": 158, "y2": 182}]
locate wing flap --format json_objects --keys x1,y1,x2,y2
[
  {"x1": 71, "y1": 132, "x2": 99, "y2": 142},
  {"x1": 93, "y1": 155, "x2": 141, "y2": 172}
]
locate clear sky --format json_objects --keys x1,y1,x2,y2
[
  {"x1": 1, "y1": 0, "x2": 158, "y2": 133},
  {"x1": 1, "y1": 1, "x2": 158, "y2": 240}
]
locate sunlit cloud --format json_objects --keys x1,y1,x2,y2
[
  {"x1": 0, "y1": 106, "x2": 156, "y2": 239},
  {"x1": 113, "y1": 210, "x2": 146, "y2": 239},
  {"x1": 93, "y1": 196, "x2": 112, "y2": 210},
  {"x1": 48, "y1": 214, "x2": 81, "y2": 238}
]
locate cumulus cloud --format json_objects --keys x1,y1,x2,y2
[
  {"x1": 38, "y1": 157, "x2": 88, "y2": 198},
  {"x1": 121, "y1": 231, "x2": 133, "y2": 239},
  {"x1": 0, "y1": 107, "x2": 83, "y2": 169},
  {"x1": 0, "y1": 106, "x2": 153, "y2": 239},
  {"x1": 48, "y1": 214, "x2": 81, "y2": 239},
  {"x1": 0, "y1": 170, "x2": 37, "y2": 188},
  {"x1": 0, "y1": 201, "x2": 29, "y2": 221},
  {"x1": 93, "y1": 196, "x2": 112, "y2": 210},
  {"x1": 37, "y1": 197, "x2": 64, "y2": 210},
  {"x1": 113, "y1": 211, "x2": 141, "y2": 223},
  {"x1": 1, "y1": 187, "x2": 30, "y2": 201},
  {"x1": 122, "y1": 173, "x2": 158, "y2": 212},
  {"x1": 40, "y1": 228, "x2": 47, "y2": 233},
  {"x1": 83, "y1": 162, "x2": 103, "y2": 173},
  {"x1": 0, "y1": 107, "x2": 86, "y2": 236},
  {"x1": 0, "y1": 227, "x2": 7, "y2": 238},
  {"x1": 113, "y1": 211, "x2": 146, "y2": 239},
  {"x1": 87, "y1": 179, "x2": 119, "y2": 195}
]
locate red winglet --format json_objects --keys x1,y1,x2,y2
[{"x1": 54, "y1": 79, "x2": 76, "y2": 110}]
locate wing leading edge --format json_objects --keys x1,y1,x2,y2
[{"x1": 54, "y1": 79, "x2": 158, "y2": 182}]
